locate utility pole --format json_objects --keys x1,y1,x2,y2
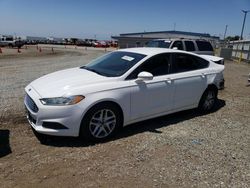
[
  {"x1": 223, "y1": 25, "x2": 228, "y2": 40},
  {"x1": 240, "y1": 10, "x2": 250, "y2": 40},
  {"x1": 239, "y1": 10, "x2": 250, "y2": 63}
]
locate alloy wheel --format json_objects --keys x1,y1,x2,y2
[
  {"x1": 89, "y1": 109, "x2": 116, "y2": 138},
  {"x1": 203, "y1": 90, "x2": 215, "y2": 110}
]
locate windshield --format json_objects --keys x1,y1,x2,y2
[
  {"x1": 147, "y1": 40, "x2": 171, "y2": 48},
  {"x1": 81, "y1": 51, "x2": 146, "y2": 77}
]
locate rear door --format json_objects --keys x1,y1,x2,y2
[
  {"x1": 184, "y1": 41, "x2": 196, "y2": 52},
  {"x1": 169, "y1": 53, "x2": 209, "y2": 110}
]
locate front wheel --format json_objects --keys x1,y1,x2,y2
[
  {"x1": 80, "y1": 103, "x2": 122, "y2": 142},
  {"x1": 198, "y1": 88, "x2": 217, "y2": 113}
]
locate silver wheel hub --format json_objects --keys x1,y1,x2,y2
[
  {"x1": 203, "y1": 91, "x2": 215, "y2": 110},
  {"x1": 89, "y1": 109, "x2": 116, "y2": 138}
]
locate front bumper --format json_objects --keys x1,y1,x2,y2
[{"x1": 24, "y1": 87, "x2": 84, "y2": 137}]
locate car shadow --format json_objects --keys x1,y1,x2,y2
[
  {"x1": 0, "y1": 130, "x2": 12, "y2": 158},
  {"x1": 36, "y1": 99, "x2": 225, "y2": 147}
]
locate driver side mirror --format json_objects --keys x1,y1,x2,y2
[{"x1": 137, "y1": 71, "x2": 153, "y2": 81}]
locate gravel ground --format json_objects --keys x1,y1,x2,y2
[
  {"x1": 0, "y1": 45, "x2": 108, "y2": 123},
  {"x1": 0, "y1": 46, "x2": 250, "y2": 188}
]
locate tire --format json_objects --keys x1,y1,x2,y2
[
  {"x1": 198, "y1": 87, "x2": 218, "y2": 113},
  {"x1": 80, "y1": 103, "x2": 122, "y2": 142}
]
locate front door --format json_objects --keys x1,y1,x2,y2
[{"x1": 127, "y1": 53, "x2": 175, "y2": 120}]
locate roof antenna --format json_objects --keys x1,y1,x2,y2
[{"x1": 174, "y1": 23, "x2": 176, "y2": 31}]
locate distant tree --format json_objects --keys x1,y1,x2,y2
[{"x1": 226, "y1": 35, "x2": 240, "y2": 41}]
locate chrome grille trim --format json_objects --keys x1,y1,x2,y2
[{"x1": 25, "y1": 94, "x2": 39, "y2": 113}]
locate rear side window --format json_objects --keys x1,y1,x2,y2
[
  {"x1": 196, "y1": 41, "x2": 213, "y2": 51},
  {"x1": 184, "y1": 41, "x2": 195, "y2": 51},
  {"x1": 171, "y1": 41, "x2": 184, "y2": 50},
  {"x1": 171, "y1": 53, "x2": 209, "y2": 73}
]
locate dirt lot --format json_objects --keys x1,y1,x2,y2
[{"x1": 0, "y1": 46, "x2": 250, "y2": 188}]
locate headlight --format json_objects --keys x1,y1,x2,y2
[{"x1": 40, "y1": 95, "x2": 85, "y2": 106}]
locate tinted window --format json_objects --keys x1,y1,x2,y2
[
  {"x1": 196, "y1": 41, "x2": 213, "y2": 51},
  {"x1": 171, "y1": 41, "x2": 183, "y2": 50},
  {"x1": 171, "y1": 53, "x2": 209, "y2": 73},
  {"x1": 184, "y1": 41, "x2": 195, "y2": 51},
  {"x1": 81, "y1": 52, "x2": 146, "y2": 77},
  {"x1": 6, "y1": 37, "x2": 13, "y2": 41},
  {"x1": 126, "y1": 53, "x2": 171, "y2": 79},
  {"x1": 147, "y1": 40, "x2": 171, "y2": 48}
]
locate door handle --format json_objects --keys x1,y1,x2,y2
[
  {"x1": 165, "y1": 78, "x2": 172, "y2": 84},
  {"x1": 201, "y1": 73, "x2": 206, "y2": 78}
]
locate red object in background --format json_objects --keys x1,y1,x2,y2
[
  {"x1": 39, "y1": 47, "x2": 42, "y2": 52},
  {"x1": 0, "y1": 47, "x2": 2, "y2": 53},
  {"x1": 93, "y1": 41, "x2": 109, "y2": 48},
  {"x1": 111, "y1": 43, "x2": 118, "y2": 48},
  {"x1": 93, "y1": 42, "x2": 101, "y2": 48},
  {"x1": 17, "y1": 48, "x2": 21, "y2": 53}
]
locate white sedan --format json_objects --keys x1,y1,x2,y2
[{"x1": 24, "y1": 48, "x2": 224, "y2": 141}]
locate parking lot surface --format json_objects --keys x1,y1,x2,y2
[{"x1": 0, "y1": 46, "x2": 250, "y2": 187}]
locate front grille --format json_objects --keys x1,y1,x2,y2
[{"x1": 25, "y1": 94, "x2": 39, "y2": 113}]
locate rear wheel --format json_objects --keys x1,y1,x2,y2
[
  {"x1": 80, "y1": 103, "x2": 122, "y2": 142},
  {"x1": 198, "y1": 87, "x2": 217, "y2": 113}
]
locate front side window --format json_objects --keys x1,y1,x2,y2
[
  {"x1": 184, "y1": 41, "x2": 195, "y2": 51},
  {"x1": 81, "y1": 52, "x2": 146, "y2": 77},
  {"x1": 171, "y1": 41, "x2": 184, "y2": 50},
  {"x1": 171, "y1": 53, "x2": 209, "y2": 73},
  {"x1": 126, "y1": 53, "x2": 171, "y2": 80}
]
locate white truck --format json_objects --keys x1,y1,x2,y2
[
  {"x1": 147, "y1": 39, "x2": 215, "y2": 56},
  {"x1": 0, "y1": 36, "x2": 24, "y2": 48}
]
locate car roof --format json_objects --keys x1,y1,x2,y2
[
  {"x1": 151, "y1": 38, "x2": 211, "y2": 42},
  {"x1": 150, "y1": 38, "x2": 193, "y2": 41},
  {"x1": 151, "y1": 39, "x2": 172, "y2": 41},
  {"x1": 118, "y1": 47, "x2": 190, "y2": 56}
]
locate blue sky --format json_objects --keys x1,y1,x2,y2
[{"x1": 0, "y1": 0, "x2": 250, "y2": 39}]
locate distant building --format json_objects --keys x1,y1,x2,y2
[{"x1": 112, "y1": 30, "x2": 220, "y2": 48}]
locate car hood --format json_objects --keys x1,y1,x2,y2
[{"x1": 29, "y1": 67, "x2": 111, "y2": 98}]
